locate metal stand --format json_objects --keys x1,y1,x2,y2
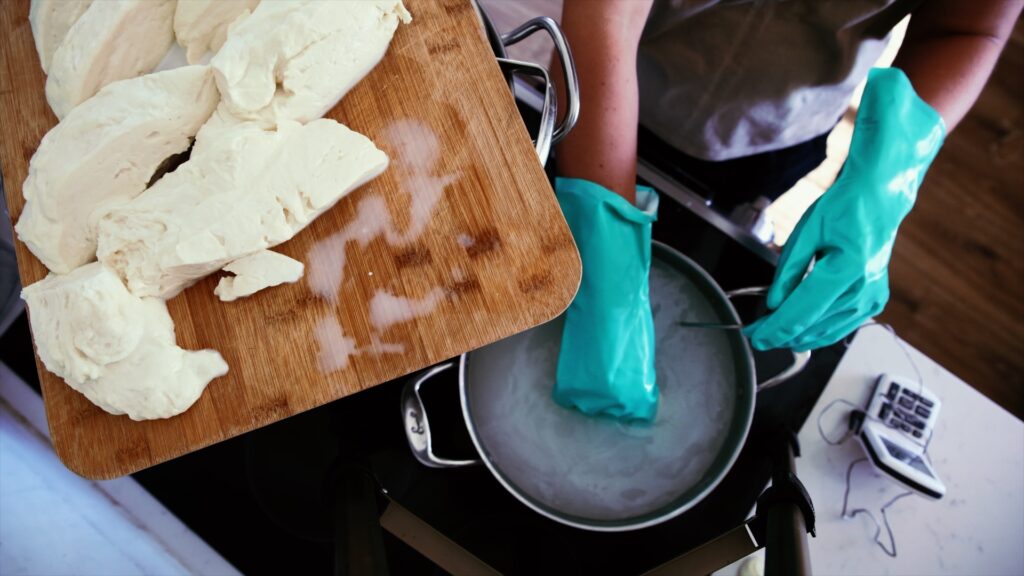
[
  {"x1": 645, "y1": 430, "x2": 816, "y2": 576},
  {"x1": 333, "y1": 462, "x2": 389, "y2": 576},
  {"x1": 757, "y1": 431, "x2": 816, "y2": 576},
  {"x1": 352, "y1": 428, "x2": 816, "y2": 576}
]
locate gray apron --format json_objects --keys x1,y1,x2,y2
[{"x1": 638, "y1": 0, "x2": 918, "y2": 160}]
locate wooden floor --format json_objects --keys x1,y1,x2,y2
[
  {"x1": 481, "y1": 1, "x2": 1024, "y2": 418},
  {"x1": 883, "y1": 20, "x2": 1024, "y2": 418}
]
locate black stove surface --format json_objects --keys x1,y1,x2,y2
[
  {"x1": 0, "y1": 126, "x2": 844, "y2": 575},
  {"x1": 0, "y1": 183, "x2": 844, "y2": 576},
  {"x1": 354, "y1": 189, "x2": 846, "y2": 575}
]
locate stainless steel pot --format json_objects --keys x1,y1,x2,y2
[
  {"x1": 479, "y1": 9, "x2": 579, "y2": 164},
  {"x1": 402, "y1": 242, "x2": 809, "y2": 532}
]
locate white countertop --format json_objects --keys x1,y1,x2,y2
[
  {"x1": 797, "y1": 325, "x2": 1024, "y2": 575},
  {"x1": 0, "y1": 362, "x2": 240, "y2": 576}
]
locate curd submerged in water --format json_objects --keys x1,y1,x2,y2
[{"x1": 467, "y1": 257, "x2": 739, "y2": 522}]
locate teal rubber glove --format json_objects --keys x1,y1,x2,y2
[
  {"x1": 553, "y1": 177, "x2": 659, "y2": 422},
  {"x1": 745, "y1": 67, "x2": 946, "y2": 352}
]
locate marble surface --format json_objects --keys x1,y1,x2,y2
[
  {"x1": 0, "y1": 362, "x2": 240, "y2": 576},
  {"x1": 796, "y1": 325, "x2": 1024, "y2": 575}
]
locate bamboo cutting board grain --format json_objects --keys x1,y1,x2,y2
[{"x1": 0, "y1": 0, "x2": 581, "y2": 479}]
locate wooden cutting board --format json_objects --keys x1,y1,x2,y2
[{"x1": 0, "y1": 0, "x2": 580, "y2": 479}]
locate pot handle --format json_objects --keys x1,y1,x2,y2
[
  {"x1": 501, "y1": 17, "x2": 579, "y2": 145},
  {"x1": 496, "y1": 57, "x2": 555, "y2": 162},
  {"x1": 497, "y1": 17, "x2": 580, "y2": 162},
  {"x1": 726, "y1": 287, "x2": 812, "y2": 391},
  {"x1": 402, "y1": 361, "x2": 481, "y2": 468}
]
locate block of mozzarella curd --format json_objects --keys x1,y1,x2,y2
[
  {"x1": 174, "y1": 0, "x2": 259, "y2": 64},
  {"x1": 214, "y1": 249, "x2": 304, "y2": 302},
  {"x1": 21, "y1": 263, "x2": 228, "y2": 421},
  {"x1": 29, "y1": 0, "x2": 93, "y2": 74},
  {"x1": 211, "y1": 0, "x2": 410, "y2": 126},
  {"x1": 45, "y1": 0, "x2": 176, "y2": 119},
  {"x1": 97, "y1": 119, "x2": 388, "y2": 299},
  {"x1": 16, "y1": 66, "x2": 219, "y2": 275}
]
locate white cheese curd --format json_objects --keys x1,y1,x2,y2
[
  {"x1": 16, "y1": 65, "x2": 219, "y2": 275},
  {"x1": 214, "y1": 249, "x2": 304, "y2": 302},
  {"x1": 21, "y1": 263, "x2": 228, "y2": 421},
  {"x1": 174, "y1": 0, "x2": 259, "y2": 65},
  {"x1": 211, "y1": 0, "x2": 411, "y2": 126},
  {"x1": 45, "y1": 0, "x2": 176, "y2": 119},
  {"x1": 97, "y1": 119, "x2": 389, "y2": 299},
  {"x1": 29, "y1": 0, "x2": 93, "y2": 74}
]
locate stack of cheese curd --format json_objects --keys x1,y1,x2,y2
[{"x1": 17, "y1": 0, "x2": 411, "y2": 421}]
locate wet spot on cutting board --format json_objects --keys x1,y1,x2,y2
[
  {"x1": 427, "y1": 39, "x2": 458, "y2": 57},
  {"x1": 65, "y1": 405, "x2": 94, "y2": 428},
  {"x1": 440, "y1": 0, "x2": 469, "y2": 16},
  {"x1": 540, "y1": 232, "x2": 573, "y2": 255},
  {"x1": 264, "y1": 293, "x2": 319, "y2": 323},
  {"x1": 465, "y1": 227, "x2": 501, "y2": 258},
  {"x1": 449, "y1": 276, "x2": 481, "y2": 295},
  {"x1": 252, "y1": 397, "x2": 290, "y2": 423},
  {"x1": 393, "y1": 244, "x2": 432, "y2": 268},
  {"x1": 439, "y1": 101, "x2": 468, "y2": 142},
  {"x1": 115, "y1": 440, "x2": 150, "y2": 464},
  {"x1": 518, "y1": 270, "x2": 552, "y2": 294},
  {"x1": 447, "y1": 267, "x2": 480, "y2": 295}
]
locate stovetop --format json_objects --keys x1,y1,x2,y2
[
  {"x1": 0, "y1": 92, "x2": 847, "y2": 576},
  {"x1": 351, "y1": 186, "x2": 846, "y2": 574},
  {"x1": 238, "y1": 183, "x2": 845, "y2": 574},
  {"x1": 0, "y1": 173, "x2": 843, "y2": 575}
]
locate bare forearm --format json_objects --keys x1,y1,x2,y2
[
  {"x1": 557, "y1": 46, "x2": 640, "y2": 203},
  {"x1": 554, "y1": 0, "x2": 653, "y2": 204},
  {"x1": 894, "y1": 0, "x2": 1022, "y2": 131}
]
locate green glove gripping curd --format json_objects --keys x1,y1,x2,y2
[{"x1": 553, "y1": 177, "x2": 659, "y2": 422}]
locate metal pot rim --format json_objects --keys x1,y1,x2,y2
[{"x1": 455, "y1": 241, "x2": 758, "y2": 532}]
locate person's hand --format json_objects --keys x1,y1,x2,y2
[{"x1": 744, "y1": 68, "x2": 945, "y2": 351}]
